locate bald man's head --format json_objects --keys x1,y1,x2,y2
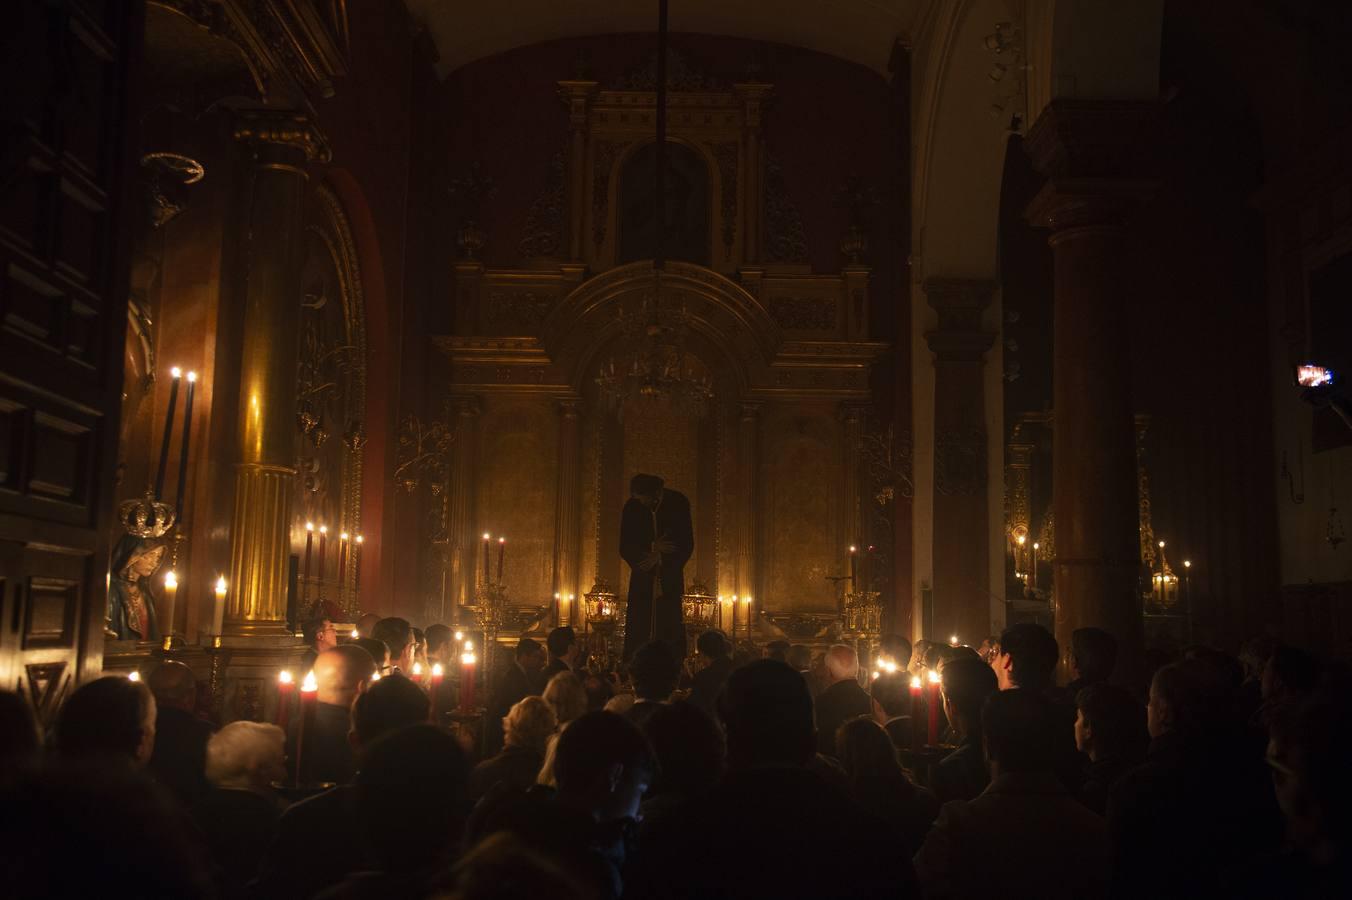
[
  {"x1": 356, "y1": 613, "x2": 381, "y2": 637},
  {"x1": 147, "y1": 661, "x2": 197, "y2": 712},
  {"x1": 313, "y1": 645, "x2": 377, "y2": 707},
  {"x1": 824, "y1": 645, "x2": 860, "y2": 684}
]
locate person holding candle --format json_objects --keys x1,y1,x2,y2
[
  {"x1": 930, "y1": 655, "x2": 998, "y2": 805},
  {"x1": 814, "y1": 644, "x2": 873, "y2": 757},
  {"x1": 287, "y1": 646, "x2": 375, "y2": 786}
]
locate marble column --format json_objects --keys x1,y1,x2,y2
[
  {"x1": 1024, "y1": 100, "x2": 1158, "y2": 681},
  {"x1": 552, "y1": 399, "x2": 583, "y2": 624},
  {"x1": 737, "y1": 402, "x2": 762, "y2": 625},
  {"x1": 924, "y1": 278, "x2": 997, "y2": 646},
  {"x1": 446, "y1": 397, "x2": 481, "y2": 612},
  {"x1": 225, "y1": 112, "x2": 329, "y2": 635},
  {"x1": 558, "y1": 80, "x2": 598, "y2": 262}
]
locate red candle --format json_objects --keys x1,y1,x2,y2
[
  {"x1": 926, "y1": 669, "x2": 942, "y2": 746},
  {"x1": 294, "y1": 670, "x2": 318, "y2": 784},
  {"x1": 318, "y1": 526, "x2": 328, "y2": 582},
  {"x1": 303, "y1": 522, "x2": 314, "y2": 582},
  {"x1": 411, "y1": 661, "x2": 424, "y2": 685},
  {"x1": 428, "y1": 662, "x2": 444, "y2": 723},
  {"x1": 909, "y1": 675, "x2": 923, "y2": 751},
  {"x1": 481, "y1": 533, "x2": 491, "y2": 585},
  {"x1": 460, "y1": 646, "x2": 478, "y2": 712},
  {"x1": 743, "y1": 596, "x2": 752, "y2": 644},
  {"x1": 276, "y1": 670, "x2": 294, "y2": 732},
  {"x1": 496, "y1": 536, "x2": 506, "y2": 583}
]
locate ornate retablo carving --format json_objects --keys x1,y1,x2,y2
[
  {"x1": 591, "y1": 140, "x2": 625, "y2": 250},
  {"x1": 936, "y1": 429, "x2": 988, "y2": 497},
  {"x1": 711, "y1": 141, "x2": 738, "y2": 258},
  {"x1": 519, "y1": 151, "x2": 565, "y2": 259},
  {"x1": 768, "y1": 296, "x2": 836, "y2": 332},
  {"x1": 764, "y1": 153, "x2": 808, "y2": 263},
  {"x1": 484, "y1": 291, "x2": 555, "y2": 334},
  {"x1": 613, "y1": 48, "x2": 725, "y2": 91}
]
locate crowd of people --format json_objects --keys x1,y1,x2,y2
[{"x1": 0, "y1": 613, "x2": 1347, "y2": 899}]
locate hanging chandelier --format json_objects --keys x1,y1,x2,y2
[{"x1": 594, "y1": 0, "x2": 714, "y2": 420}]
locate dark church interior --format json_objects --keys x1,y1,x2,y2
[{"x1": 1, "y1": 1, "x2": 1350, "y2": 897}]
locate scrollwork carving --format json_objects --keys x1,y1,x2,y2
[
  {"x1": 484, "y1": 292, "x2": 555, "y2": 334},
  {"x1": 519, "y1": 151, "x2": 565, "y2": 259},
  {"x1": 591, "y1": 140, "x2": 624, "y2": 250},
  {"x1": 711, "y1": 141, "x2": 738, "y2": 259},
  {"x1": 764, "y1": 152, "x2": 807, "y2": 263},
  {"x1": 768, "y1": 296, "x2": 836, "y2": 332}
]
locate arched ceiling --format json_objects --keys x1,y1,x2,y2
[{"x1": 403, "y1": 0, "x2": 929, "y2": 77}]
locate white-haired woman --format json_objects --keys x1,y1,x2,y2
[{"x1": 195, "y1": 721, "x2": 287, "y2": 896}]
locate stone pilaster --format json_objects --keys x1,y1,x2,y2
[
  {"x1": 225, "y1": 112, "x2": 329, "y2": 634},
  {"x1": 733, "y1": 83, "x2": 772, "y2": 263}
]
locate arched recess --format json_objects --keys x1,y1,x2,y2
[{"x1": 543, "y1": 260, "x2": 781, "y2": 395}]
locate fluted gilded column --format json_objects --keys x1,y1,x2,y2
[
  {"x1": 1025, "y1": 100, "x2": 1158, "y2": 683},
  {"x1": 737, "y1": 402, "x2": 762, "y2": 624},
  {"x1": 924, "y1": 278, "x2": 997, "y2": 646},
  {"x1": 446, "y1": 397, "x2": 481, "y2": 611},
  {"x1": 223, "y1": 113, "x2": 329, "y2": 634},
  {"x1": 558, "y1": 80, "x2": 598, "y2": 262},
  {"x1": 552, "y1": 399, "x2": 583, "y2": 624}
]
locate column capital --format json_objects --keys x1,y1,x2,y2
[
  {"x1": 923, "y1": 278, "x2": 997, "y2": 361},
  {"x1": 233, "y1": 110, "x2": 332, "y2": 163},
  {"x1": 557, "y1": 80, "x2": 599, "y2": 126},
  {"x1": 732, "y1": 82, "x2": 774, "y2": 127}
]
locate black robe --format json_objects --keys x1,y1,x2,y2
[{"x1": 619, "y1": 489, "x2": 693, "y2": 661}]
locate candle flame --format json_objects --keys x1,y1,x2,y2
[
  {"x1": 306, "y1": 521, "x2": 314, "y2": 532},
  {"x1": 340, "y1": 532, "x2": 349, "y2": 541},
  {"x1": 319, "y1": 525, "x2": 328, "y2": 535},
  {"x1": 949, "y1": 634, "x2": 959, "y2": 646},
  {"x1": 412, "y1": 662, "x2": 423, "y2": 676},
  {"x1": 279, "y1": 670, "x2": 293, "y2": 685},
  {"x1": 927, "y1": 669, "x2": 941, "y2": 684},
  {"x1": 849, "y1": 545, "x2": 857, "y2": 553},
  {"x1": 880, "y1": 659, "x2": 898, "y2": 674},
  {"x1": 872, "y1": 670, "x2": 880, "y2": 680},
  {"x1": 1183, "y1": 560, "x2": 1192, "y2": 568},
  {"x1": 432, "y1": 662, "x2": 444, "y2": 677},
  {"x1": 301, "y1": 670, "x2": 317, "y2": 692},
  {"x1": 163, "y1": 569, "x2": 177, "y2": 589},
  {"x1": 462, "y1": 651, "x2": 477, "y2": 665},
  {"x1": 186, "y1": 371, "x2": 197, "y2": 383},
  {"x1": 127, "y1": 670, "x2": 141, "y2": 682},
  {"x1": 1032, "y1": 542, "x2": 1040, "y2": 550},
  {"x1": 1016, "y1": 534, "x2": 1027, "y2": 546},
  {"x1": 170, "y1": 366, "x2": 182, "y2": 378},
  {"x1": 355, "y1": 535, "x2": 364, "y2": 544},
  {"x1": 214, "y1": 576, "x2": 227, "y2": 596},
  {"x1": 554, "y1": 592, "x2": 561, "y2": 599},
  {"x1": 350, "y1": 629, "x2": 359, "y2": 638},
  {"x1": 454, "y1": 631, "x2": 464, "y2": 641},
  {"x1": 482, "y1": 532, "x2": 491, "y2": 541},
  {"x1": 910, "y1": 675, "x2": 922, "y2": 689},
  {"x1": 1158, "y1": 540, "x2": 1166, "y2": 548},
  {"x1": 498, "y1": 536, "x2": 505, "y2": 544},
  {"x1": 464, "y1": 641, "x2": 474, "y2": 652},
  {"x1": 370, "y1": 671, "x2": 382, "y2": 682}
]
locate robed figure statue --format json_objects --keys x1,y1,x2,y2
[
  {"x1": 620, "y1": 473, "x2": 693, "y2": 661},
  {"x1": 107, "y1": 534, "x2": 168, "y2": 641}
]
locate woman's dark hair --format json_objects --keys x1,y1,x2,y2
[
  {"x1": 53, "y1": 676, "x2": 153, "y2": 760},
  {"x1": 940, "y1": 656, "x2": 998, "y2": 726}
]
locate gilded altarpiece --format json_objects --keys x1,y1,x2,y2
[{"x1": 433, "y1": 74, "x2": 887, "y2": 630}]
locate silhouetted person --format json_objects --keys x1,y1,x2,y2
[
  {"x1": 145, "y1": 661, "x2": 213, "y2": 809},
  {"x1": 0, "y1": 760, "x2": 210, "y2": 899},
  {"x1": 626, "y1": 639, "x2": 681, "y2": 729},
  {"x1": 870, "y1": 670, "x2": 915, "y2": 753},
  {"x1": 814, "y1": 644, "x2": 873, "y2": 756},
  {"x1": 620, "y1": 473, "x2": 693, "y2": 661},
  {"x1": 426, "y1": 623, "x2": 453, "y2": 666},
  {"x1": 837, "y1": 717, "x2": 938, "y2": 856},
  {"x1": 1074, "y1": 683, "x2": 1147, "y2": 815},
  {"x1": 197, "y1": 722, "x2": 287, "y2": 898},
  {"x1": 470, "y1": 696, "x2": 556, "y2": 805},
  {"x1": 320, "y1": 724, "x2": 470, "y2": 899},
  {"x1": 686, "y1": 629, "x2": 734, "y2": 715},
  {"x1": 786, "y1": 643, "x2": 813, "y2": 674},
  {"x1": 54, "y1": 674, "x2": 156, "y2": 765},
  {"x1": 353, "y1": 636, "x2": 390, "y2": 673},
  {"x1": 1108, "y1": 659, "x2": 1281, "y2": 899},
  {"x1": 252, "y1": 674, "x2": 430, "y2": 899},
  {"x1": 636, "y1": 699, "x2": 724, "y2": 836},
  {"x1": 626, "y1": 660, "x2": 915, "y2": 899},
  {"x1": 372, "y1": 616, "x2": 414, "y2": 673},
  {"x1": 354, "y1": 612, "x2": 381, "y2": 640},
  {"x1": 466, "y1": 711, "x2": 656, "y2": 899},
  {"x1": 1067, "y1": 627, "x2": 1118, "y2": 695},
  {"x1": 542, "y1": 626, "x2": 580, "y2": 681},
  {"x1": 764, "y1": 639, "x2": 790, "y2": 662},
  {"x1": 993, "y1": 622, "x2": 1083, "y2": 791},
  {"x1": 485, "y1": 637, "x2": 546, "y2": 755},
  {"x1": 0, "y1": 690, "x2": 38, "y2": 763},
  {"x1": 880, "y1": 633, "x2": 914, "y2": 670},
  {"x1": 931, "y1": 655, "x2": 997, "y2": 805},
  {"x1": 291, "y1": 644, "x2": 376, "y2": 786},
  {"x1": 915, "y1": 689, "x2": 1109, "y2": 899}
]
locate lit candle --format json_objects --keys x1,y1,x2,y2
[
  {"x1": 949, "y1": 634, "x2": 959, "y2": 647},
  {"x1": 128, "y1": 670, "x2": 141, "y2": 682},
  {"x1": 428, "y1": 662, "x2": 444, "y2": 723},
  {"x1": 496, "y1": 536, "x2": 506, "y2": 583},
  {"x1": 848, "y1": 545, "x2": 858, "y2": 590},
  {"x1": 460, "y1": 644, "x2": 478, "y2": 712},
  {"x1": 161, "y1": 569, "x2": 178, "y2": 649},
  {"x1": 411, "y1": 660, "x2": 424, "y2": 684},
  {"x1": 212, "y1": 576, "x2": 227, "y2": 636},
  {"x1": 927, "y1": 669, "x2": 942, "y2": 746},
  {"x1": 276, "y1": 670, "x2": 294, "y2": 731},
  {"x1": 294, "y1": 670, "x2": 318, "y2": 785},
  {"x1": 1031, "y1": 541, "x2": 1039, "y2": 589},
  {"x1": 173, "y1": 371, "x2": 196, "y2": 517},
  {"x1": 567, "y1": 594, "x2": 576, "y2": 627},
  {"x1": 909, "y1": 675, "x2": 923, "y2": 752},
  {"x1": 742, "y1": 595, "x2": 752, "y2": 643},
  {"x1": 350, "y1": 628, "x2": 359, "y2": 639},
  {"x1": 454, "y1": 630, "x2": 464, "y2": 643},
  {"x1": 554, "y1": 592, "x2": 561, "y2": 625},
  {"x1": 338, "y1": 532, "x2": 349, "y2": 584},
  {"x1": 731, "y1": 594, "x2": 739, "y2": 637},
  {"x1": 717, "y1": 595, "x2": 724, "y2": 630},
  {"x1": 154, "y1": 367, "x2": 181, "y2": 502},
  {"x1": 318, "y1": 526, "x2": 328, "y2": 583},
  {"x1": 482, "y1": 533, "x2": 491, "y2": 584},
  {"x1": 353, "y1": 534, "x2": 363, "y2": 595},
  {"x1": 303, "y1": 522, "x2": 314, "y2": 584}
]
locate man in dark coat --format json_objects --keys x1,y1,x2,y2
[
  {"x1": 484, "y1": 637, "x2": 546, "y2": 756},
  {"x1": 146, "y1": 660, "x2": 213, "y2": 810},
  {"x1": 814, "y1": 644, "x2": 873, "y2": 757},
  {"x1": 687, "y1": 630, "x2": 734, "y2": 715},
  {"x1": 620, "y1": 473, "x2": 693, "y2": 662}
]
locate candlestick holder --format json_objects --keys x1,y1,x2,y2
[
  {"x1": 841, "y1": 590, "x2": 883, "y2": 637},
  {"x1": 469, "y1": 580, "x2": 509, "y2": 688},
  {"x1": 206, "y1": 635, "x2": 226, "y2": 725},
  {"x1": 582, "y1": 577, "x2": 625, "y2": 670}
]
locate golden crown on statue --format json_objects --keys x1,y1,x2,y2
[{"x1": 118, "y1": 489, "x2": 177, "y2": 539}]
